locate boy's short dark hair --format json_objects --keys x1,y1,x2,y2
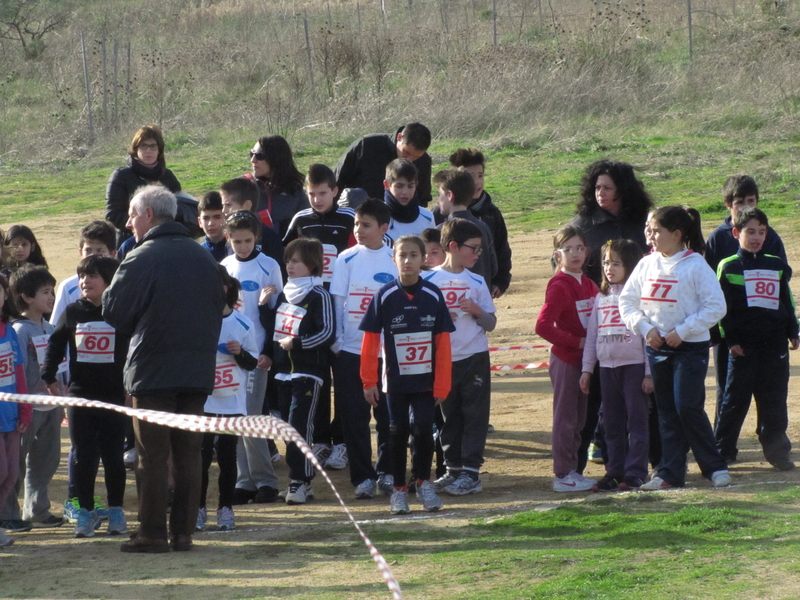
[
  {"x1": 401, "y1": 123, "x2": 431, "y2": 151},
  {"x1": 306, "y1": 164, "x2": 337, "y2": 189},
  {"x1": 220, "y1": 177, "x2": 260, "y2": 211},
  {"x1": 355, "y1": 198, "x2": 391, "y2": 227},
  {"x1": 217, "y1": 264, "x2": 242, "y2": 309},
  {"x1": 420, "y1": 228, "x2": 441, "y2": 245},
  {"x1": 199, "y1": 191, "x2": 223, "y2": 213},
  {"x1": 385, "y1": 158, "x2": 418, "y2": 185},
  {"x1": 9, "y1": 266, "x2": 56, "y2": 310},
  {"x1": 80, "y1": 220, "x2": 116, "y2": 252},
  {"x1": 723, "y1": 175, "x2": 759, "y2": 206},
  {"x1": 284, "y1": 238, "x2": 324, "y2": 277},
  {"x1": 734, "y1": 206, "x2": 769, "y2": 231},
  {"x1": 77, "y1": 255, "x2": 119, "y2": 286},
  {"x1": 224, "y1": 211, "x2": 261, "y2": 240},
  {"x1": 433, "y1": 169, "x2": 475, "y2": 206},
  {"x1": 449, "y1": 148, "x2": 485, "y2": 169},
  {"x1": 440, "y1": 218, "x2": 482, "y2": 250}
]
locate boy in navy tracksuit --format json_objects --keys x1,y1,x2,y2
[{"x1": 715, "y1": 207, "x2": 799, "y2": 470}]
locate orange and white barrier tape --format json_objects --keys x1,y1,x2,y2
[
  {"x1": 0, "y1": 392, "x2": 402, "y2": 600},
  {"x1": 488, "y1": 344, "x2": 551, "y2": 352},
  {"x1": 490, "y1": 362, "x2": 549, "y2": 371}
]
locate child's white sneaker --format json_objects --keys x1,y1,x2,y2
[
  {"x1": 390, "y1": 490, "x2": 410, "y2": 515},
  {"x1": 711, "y1": 470, "x2": 731, "y2": 488},
  {"x1": 416, "y1": 480, "x2": 443, "y2": 511},
  {"x1": 553, "y1": 471, "x2": 594, "y2": 492}
]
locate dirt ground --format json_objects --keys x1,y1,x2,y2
[{"x1": 2, "y1": 227, "x2": 800, "y2": 599}]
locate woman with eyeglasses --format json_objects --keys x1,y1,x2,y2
[
  {"x1": 105, "y1": 125, "x2": 182, "y2": 246},
  {"x1": 244, "y1": 136, "x2": 308, "y2": 239}
]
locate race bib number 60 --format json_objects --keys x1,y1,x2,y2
[
  {"x1": 75, "y1": 322, "x2": 116, "y2": 363},
  {"x1": 394, "y1": 331, "x2": 432, "y2": 375}
]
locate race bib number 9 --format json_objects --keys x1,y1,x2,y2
[
  {"x1": 75, "y1": 322, "x2": 116, "y2": 363},
  {"x1": 641, "y1": 275, "x2": 679, "y2": 313},
  {"x1": 744, "y1": 269, "x2": 780, "y2": 310},
  {"x1": 575, "y1": 298, "x2": 594, "y2": 329},
  {"x1": 597, "y1": 295, "x2": 627, "y2": 336},
  {"x1": 321, "y1": 244, "x2": 338, "y2": 283},
  {"x1": 32, "y1": 334, "x2": 68, "y2": 374},
  {"x1": 347, "y1": 283, "x2": 379, "y2": 323},
  {"x1": 212, "y1": 354, "x2": 242, "y2": 398},
  {"x1": 273, "y1": 303, "x2": 308, "y2": 341},
  {"x1": 394, "y1": 331, "x2": 432, "y2": 376},
  {"x1": 0, "y1": 342, "x2": 16, "y2": 388}
]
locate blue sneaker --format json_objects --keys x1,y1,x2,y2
[
  {"x1": 93, "y1": 496, "x2": 108, "y2": 522},
  {"x1": 63, "y1": 498, "x2": 80, "y2": 524},
  {"x1": 106, "y1": 507, "x2": 128, "y2": 536},
  {"x1": 74, "y1": 508, "x2": 99, "y2": 538}
]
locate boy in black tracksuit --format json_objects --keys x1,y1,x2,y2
[
  {"x1": 715, "y1": 207, "x2": 800, "y2": 470},
  {"x1": 262, "y1": 238, "x2": 335, "y2": 505}
]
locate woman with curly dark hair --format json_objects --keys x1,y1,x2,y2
[
  {"x1": 571, "y1": 160, "x2": 653, "y2": 285},
  {"x1": 246, "y1": 135, "x2": 308, "y2": 238}
]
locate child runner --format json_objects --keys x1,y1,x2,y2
[
  {"x1": 421, "y1": 228, "x2": 445, "y2": 268},
  {"x1": 42, "y1": 255, "x2": 130, "y2": 537},
  {"x1": 360, "y1": 235, "x2": 454, "y2": 514},
  {"x1": 535, "y1": 225, "x2": 599, "y2": 492},
  {"x1": 9, "y1": 267, "x2": 63, "y2": 527},
  {"x1": 580, "y1": 240, "x2": 652, "y2": 492},
  {"x1": 220, "y1": 211, "x2": 282, "y2": 505},
  {"x1": 263, "y1": 238, "x2": 335, "y2": 505},
  {"x1": 3, "y1": 225, "x2": 48, "y2": 277},
  {"x1": 714, "y1": 207, "x2": 799, "y2": 470},
  {"x1": 383, "y1": 159, "x2": 435, "y2": 242},
  {"x1": 619, "y1": 206, "x2": 730, "y2": 490},
  {"x1": 330, "y1": 199, "x2": 396, "y2": 499},
  {"x1": 198, "y1": 191, "x2": 229, "y2": 262},
  {"x1": 425, "y1": 219, "x2": 496, "y2": 496},
  {"x1": 197, "y1": 268, "x2": 259, "y2": 532},
  {"x1": 0, "y1": 276, "x2": 31, "y2": 547}
]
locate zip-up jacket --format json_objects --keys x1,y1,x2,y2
[{"x1": 283, "y1": 206, "x2": 357, "y2": 253}]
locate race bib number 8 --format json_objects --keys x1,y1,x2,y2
[
  {"x1": 0, "y1": 342, "x2": 16, "y2": 388},
  {"x1": 641, "y1": 275, "x2": 679, "y2": 312},
  {"x1": 75, "y1": 322, "x2": 116, "y2": 363},
  {"x1": 213, "y1": 354, "x2": 242, "y2": 398},
  {"x1": 273, "y1": 303, "x2": 308, "y2": 341},
  {"x1": 744, "y1": 269, "x2": 780, "y2": 310},
  {"x1": 597, "y1": 295, "x2": 627, "y2": 336},
  {"x1": 394, "y1": 331, "x2": 432, "y2": 376},
  {"x1": 347, "y1": 283, "x2": 379, "y2": 323}
]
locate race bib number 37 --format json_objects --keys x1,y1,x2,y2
[
  {"x1": 394, "y1": 331, "x2": 432, "y2": 376},
  {"x1": 744, "y1": 269, "x2": 780, "y2": 310},
  {"x1": 75, "y1": 322, "x2": 116, "y2": 363},
  {"x1": 0, "y1": 342, "x2": 16, "y2": 388}
]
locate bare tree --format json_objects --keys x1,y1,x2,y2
[{"x1": 0, "y1": 0, "x2": 70, "y2": 59}]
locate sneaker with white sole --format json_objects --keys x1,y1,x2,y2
[
  {"x1": 311, "y1": 444, "x2": 332, "y2": 465},
  {"x1": 416, "y1": 480, "x2": 443, "y2": 511},
  {"x1": 553, "y1": 471, "x2": 594, "y2": 492},
  {"x1": 74, "y1": 508, "x2": 99, "y2": 538},
  {"x1": 354, "y1": 479, "x2": 376, "y2": 499},
  {"x1": 390, "y1": 490, "x2": 410, "y2": 515},
  {"x1": 196, "y1": 507, "x2": 207, "y2": 532},
  {"x1": 286, "y1": 481, "x2": 313, "y2": 505},
  {"x1": 433, "y1": 470, "x2": 459, "y2": 493},
  {"x1": 377, "y1": 474, "x2": 394, "y2": 496},
  {"x1": 326, "y1": 444, "x2": 348, "y2": 470},
  {"x1": 106, "y1": 507, "x2": 128, "y2": 535},
  {"x1": 63, "y1": 498, "x2": 80, "y2": 524},
  {"x1": 0, "y1": 533, "x2": 13, "y2": 547},
  {"x1": 640, "y1": 476, "x2": 672, "y2": 491},
  {"x1": 444, "y1": 472, "x2": 483, "y2": 496},
  {"x1": 217, "y1": 506, "x2": 235, "y2": 530},
  {"x1": 711, "y1": 470, "x2": 731, "y2": 488}
]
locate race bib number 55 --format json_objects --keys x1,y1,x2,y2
[
  {"x1": 394, "y1": 331, "x2": 432, "y2": 375},
  {"x1": 75, "y1": 322, "x2": 116, "y2": 363},
  {"x1": 0, "y1": 342, "x2": 16, "y2": 388}
]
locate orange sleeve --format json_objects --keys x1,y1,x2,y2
[
  {"x1": 432, "y1": 331, "x2": 452, "y2": 399},
  {"x1": 359, "y1": 331, "x2": 382, "y2": 389}
]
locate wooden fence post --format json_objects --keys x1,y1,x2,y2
[
  {"x1": 81, "y1": 31, "x2": 94, "y2": 144},
  {"x1": 304, "y1": 11, "x2": 315, "y2": 90}
]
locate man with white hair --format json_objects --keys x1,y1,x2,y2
[{"x1": 103, "y1": 185, "x2": 225, "y2": 553}]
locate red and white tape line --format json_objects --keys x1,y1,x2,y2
[
  {"x1": 490, "y1": 362, "x2": 549, "y2": 371},
  {"x1": 488, "y1": 344, "x2": 551, "y2": 352},
  {"x1": 0, "y1": 392, "x2": 402, "y2": 600}
]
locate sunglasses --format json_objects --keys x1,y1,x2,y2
[{"x1": 249, "y1": 150, "x2": 266, "y2": 161}]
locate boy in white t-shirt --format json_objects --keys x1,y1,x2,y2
[
  {"x1": 424, "y1": 218, "x2": 496, "y2": 495},
  {"x1": 220, "y1": 212, "x2": 283, "y2": 504},
  {"x1": 330, "y1": 199, "x2": 398, "y2": 498}
]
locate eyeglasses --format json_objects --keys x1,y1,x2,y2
[
  {"x1": 138, "y1": 142, "x2": 159, "y2": 151},
  {"x1": 557, "y1": 246, "x2": 587, "y2": 255},
  {"x1": 601, "y1": 260, "x2": 622, "y2": 268},
  {"x1": 249, "y1": 150, "x2": 266, "y2": 161},
  {"x1": 461, "y1": 243, "x2": 483, "y2": 256}
]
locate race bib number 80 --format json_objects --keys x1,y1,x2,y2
[
  {"x1": 75, "y1": 322, "x2": 116, "y2": 363},
  {"x1": 394, "y1": 331, "x2": 432, "y2": 376},
  {"x1": 744, "y1": 269, "x2": 780, "y2": 310}
]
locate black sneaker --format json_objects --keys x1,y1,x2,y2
[
  {"x1": 254, "y1": 485, "x2": 278, "y2": 503},
  {"x1": 0, "y1": 519, "x2": 33, "y2": 533},
  {"x1": 592, "y1": 475, "x2": 620, "y2": 493},
  {"x1": 32, "y1": 515, "x2": 64, "y2": 528},
  {"x1": 231, "y1": 488, "x2": 257, "y2": 505},
  {"x1": 770, "y1": 458, "x2": 796, "y2": 472},
  {"x1": 618, "y1": 476, "x2": 644, "y2": 491}
]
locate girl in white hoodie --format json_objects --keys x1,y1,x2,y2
[{"x1": 619, "y1": 206, "x2": 730, "y2": 490}]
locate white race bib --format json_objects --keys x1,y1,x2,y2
[
  {"x1": 0, "y1": 342, "x2": 16, "y2": 388},
  {"x1": 347, "y1": 283, "x2": 379, "y2": 323},
  {"x1": 75, "y1": 322, "x2": 116, "y2": 363},
  {"x1": 597, "y1": 295, "x2": 627, "y2": 336},
  {"x1": 321, "y1": 244, "x2": 338, "y2": 283},
  {"x1": 273, "y1": 303, "x2": 308, "y2": 340},
  {"x1": 744, "y1": 269, "x2": 780, "y2": 310},
  {"x1": 575, "y1": 298, "x2": 594, "y2": 329},
  {"x1": 394, "y1": 331, "x2": 433, "y2": 376},
  {"x1": 438, "y1": 279, "x2": 471, "y2": 319},
  {"x1": 641, "y1": 274, "x2": 679, "y2": 313},
  {"x1": 212, "y1": 353, "x2": 242, "y2": 398},
  {"x1": 32, "y1": 334, "x2": 67, "y2": 374}
]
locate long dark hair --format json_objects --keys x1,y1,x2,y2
[
  {"x1": 4, "y1": 225, "x2": 48, "y2": 269},
  {"x1": 600, "y1": 239, "x2": 644, "y2": 294},
  {"x1": 577, "y1": 159, "x2": 653, "y2": 223},
  {"x1": 257, "y1": 135, "x2": 304, "y2": 194},
  {"x1": 652, "y1": 206, "x2": 705, "y2": 254}
]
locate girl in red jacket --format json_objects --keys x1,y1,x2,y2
[{"x1": 535, "y1": 226, "x2": 599, "y2": 493}]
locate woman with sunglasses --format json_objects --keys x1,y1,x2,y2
[
  {"x1": 245, "y1": 136, "x2": 308, "y2": 239},
  {"x1": 105, "y1": 125, "x2": 182, "y2": 246}
]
